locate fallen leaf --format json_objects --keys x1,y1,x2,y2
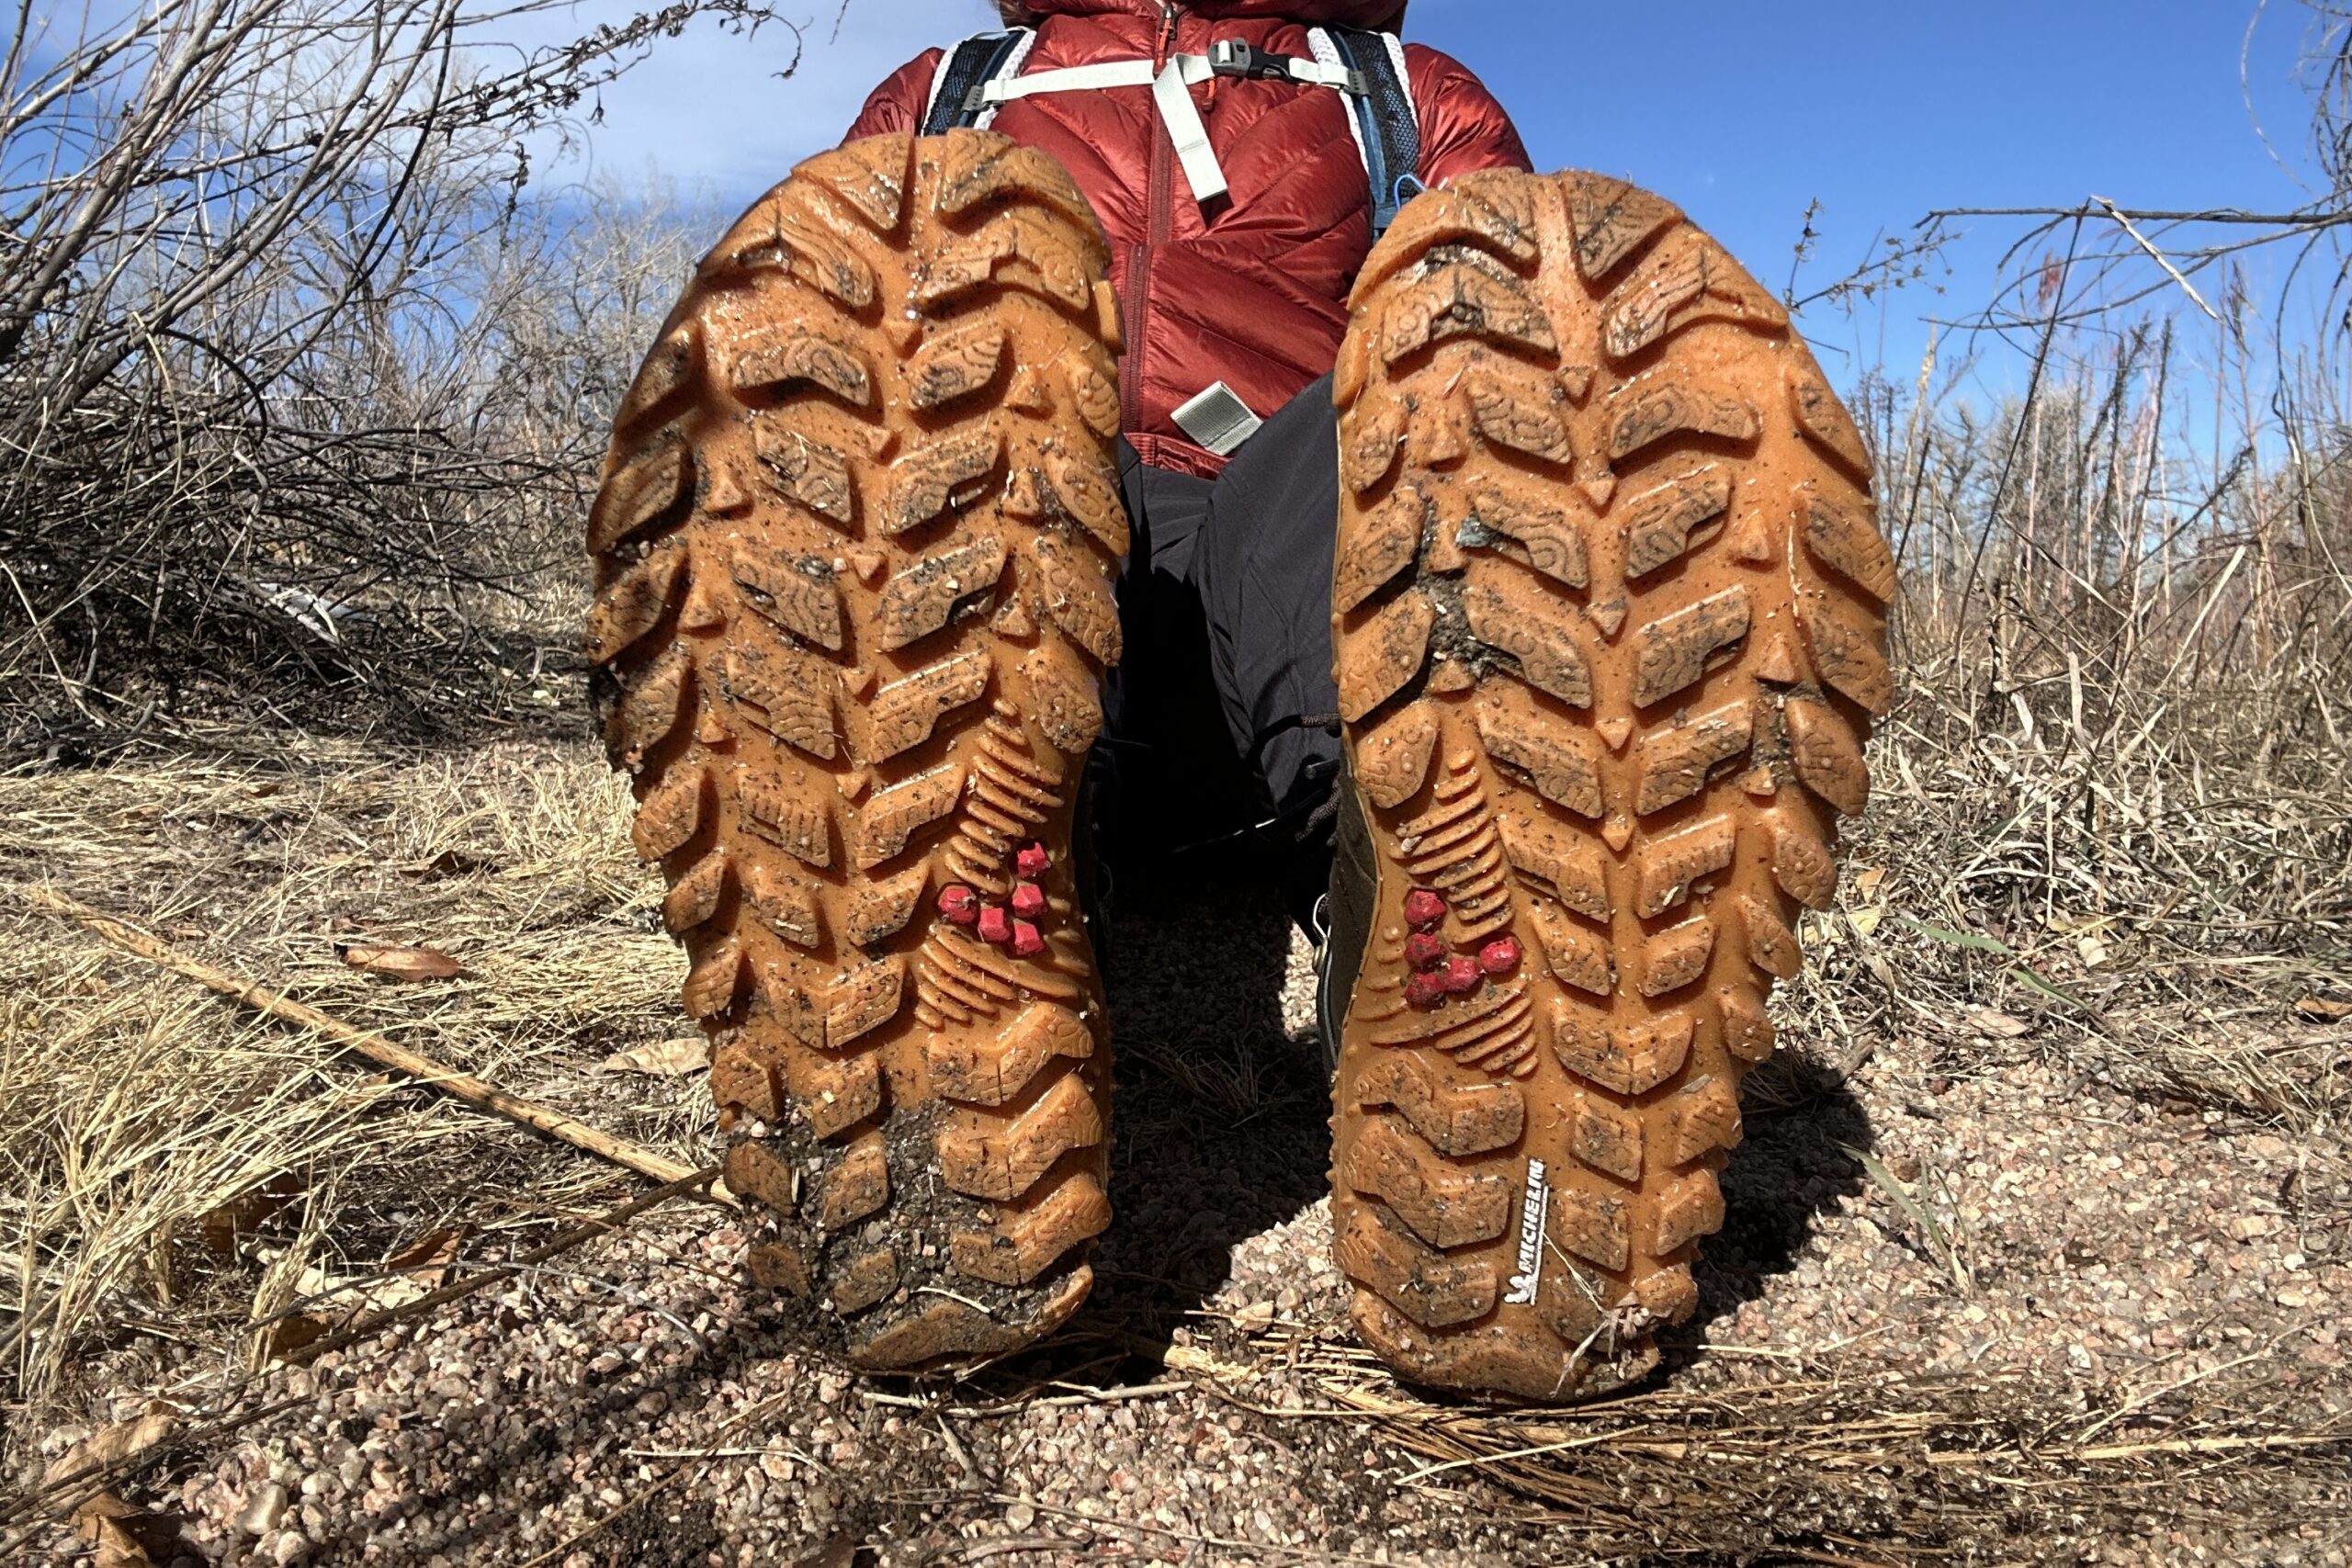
[
  {"x1": 199, "y1": 1171, "x2": 305, "y2": 1255},
  {"x1": 44, "y1": 1403, "x2": 176, "y2": 1488},
  {"x1": 281, "y1": 1224, "x2": 469, "y2": 1339},
  {"x1": 400, "y1": 848, "x2": 492, "y2": 881},
  {"x1": 1852, "y1": 865, "x2": 1886, "y2": 899},
  {"x1": 339, "y1": 942, "x2": 462, "y2": 980},
  {"x1": 265, "y1": 1314, "x2": 328, "y2": 1357},
  {"x1": 597, "y1": 1036, "x2": 710, "y2": 1077},
  {"x1": 288, "y1": 1262, "x2": 360, "y2": 1318},
  {"x1": 1160, "y1": 1343, "x2": 1256, "y2": 1382},
  {"x1": 2295, "y1": 997, "x2": 2352, "y2": 1023},
  {"x1": 382, "y1": 1224, "x2": 469, "y2": 1291},
  {"x1": 74, "y1": 1494, "x2": 183, "y2": 1568},
  {"x1": 1958, "y1": 1005, "x2": 2032, "y2": 1039},
  {"x1": 87, "y1": 1516, "x2": 156, "y2": 1567}
]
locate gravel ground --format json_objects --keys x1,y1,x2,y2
[{"x1": 13, "y1": 778, "x2": 2352, "y2": 1566}]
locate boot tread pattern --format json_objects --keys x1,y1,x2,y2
[
  {"x1": 590, "y1": 130, "x2": 1124, "y2": 1371},
  {"x1": 1330, "y1": 169, "x2": 1890, "y2": 1402}
]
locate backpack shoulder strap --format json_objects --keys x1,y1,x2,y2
[
  {"x1": 1311, "y1": 26, "x2": 1421, "y2": 239},
  {"x1": 920, "y1": 28, "x2": 1035, "y2": 134}
]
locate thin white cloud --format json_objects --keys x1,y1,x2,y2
[{"x1": 528, "y1": 0, "x2": 1001, "y2": 202}]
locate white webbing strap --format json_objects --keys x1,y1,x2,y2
[
  {"x1": 980, "y1": 57, "x2": 1171, "y2": 103},
  {"x1": 972, "y1": 29, "x2": 1036, "y2": 130},
  {"x1": 1151, "y1": 59, "x2": 1227, "y2": 203},
  {"x1": 978, "y1": 49, "x2": 1363, "y2": 210},
  {"x1": 1306, "y1": 29, "x2": 1370, "y2": 207},
  {"x1": 1278, "y1": 55, "x2": 1361, "y2": 89}
]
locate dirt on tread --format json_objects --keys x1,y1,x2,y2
[
  {"x1": 1329, "y1": 169, "x2": 1894, "y2": 1403},
  {"x1": 587, "y1": 130, "x2": 1127, "y2": 1371}
]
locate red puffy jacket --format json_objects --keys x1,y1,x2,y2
[{"x1": 847, "y1": 0, "x2": 1530, "y2": 478}]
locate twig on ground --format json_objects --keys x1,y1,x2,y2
[
  {"x1": 955, "y1": 1540, "x2": 1084, "y2": 1563},
  {"x1": 280, "y1": 1163, "x2": 724, "y2": 1366},
  {"x1": 1786, "y1": 1550, "x2": 1905, "y2": 1568},
  {"x1": 988, "y1": 1496, "x2": 1386, "y2": 1565},
  {"x1": 514, "y1": 1386, "x2": 800, "y2": 1568},
  {"x1": 21, "y1": 885, "x2": 722, "y2": 1196}
]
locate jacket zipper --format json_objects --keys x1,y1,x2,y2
[{"x1": 1118, "y1": 3, "x2": 1181, "y2": 439}]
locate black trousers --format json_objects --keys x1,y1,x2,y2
[{"x1": 1099, "y1": 375, "x2": 1342, "y2": 926}]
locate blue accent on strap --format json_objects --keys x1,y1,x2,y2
[{"x1": 1322, "y1": 27, "x2": 1419, "y2": 240}]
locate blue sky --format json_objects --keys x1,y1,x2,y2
[{"x1": 551, "y1": 0, "x2": 2325, "y2": 391}]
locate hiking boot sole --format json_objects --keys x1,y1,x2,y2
[
  {"x1": 588, "y1": 130, "x2": 1129, "y2": 1371},
  {"x1": 1328, "y1": 170, "x2": 1894, "y2": 1402}
]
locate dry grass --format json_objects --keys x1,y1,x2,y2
[
  {"x1": 0, "y1": 0, "x2": 769, "y2": 751},
  {"x1": 0, "y1": 739, "x2": 695, "y2": 1424},
  {"x1": 1278, "y1": 1339, "x2": 2352, "y2": 1562},
  {"x1": 0, "y1": 716, "x2": 2345, "y2": 1562},
  {"x1": 1760, "y1": 308, "x2": 2352, "y2": 1160},
  {"x1": 1780, "y1": 652, "x2": 2352, "y2": 1137}
]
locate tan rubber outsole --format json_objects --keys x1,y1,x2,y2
[
  {"x1": 1329, "y1": 170, "x2": 1894, "y2": 1402},
  {"x1": 587, "y1": 130, "x2": 1129, "y2": 1371}
]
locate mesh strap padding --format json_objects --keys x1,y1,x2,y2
[
  {"x1": 921, "y1": 29, "x2": 1032, "y2": 134},
  {"x1": 1319, "y1": 26, "x2": 1420, "y2": 238}
]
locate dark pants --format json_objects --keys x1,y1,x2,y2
[{"x1": 1099, "y1": 375, "x2": 1342, "y2": 928}]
